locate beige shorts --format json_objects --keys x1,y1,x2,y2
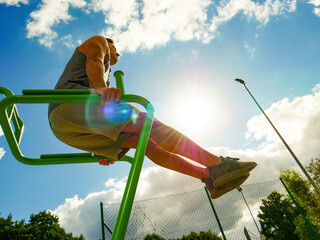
[{"x1": 49, "y1": 102, "x2": 139, "y2": 160}]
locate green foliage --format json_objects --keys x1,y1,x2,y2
[
  {"x1": 258, "y1": 157, "x2": 320, "y2": 240},
  {"x1": 144, "y1": 230, "x2": 222, "y2": 240},
  {"x1": 179, "y1": 230, "x2": 222, "y2": 240},
  {"x1": 258, "y1": 191, "x2": 300, "y2": 240},
  {"x1": 306, "y1": 157, "x2": 320, "y2": 185},
  {"x1": 281, "y1": 165, "x2": 320, "y2": 240},
  {"x1": 0, "y1": 211, "x2": 85, "y2": 240},
  {"x1": 144, "y1": 233, "x2": 166, "y2": 240}
]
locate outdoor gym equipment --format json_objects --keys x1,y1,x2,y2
[
  {"x1": 235, "y1": 78, "x2": 320, "y2": 197},
  {"x1": 0, "y1": 70, "x2": 154, "y2": 240}
]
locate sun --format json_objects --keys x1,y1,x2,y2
[{"x1": 177, "y1": 98, "x2": 210, "y2": 131}]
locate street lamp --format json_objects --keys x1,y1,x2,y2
[{"x1": 235, "y1": 79, "x2": 320, "y2": 197}]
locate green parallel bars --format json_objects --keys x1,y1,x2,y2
[{"x1": 0, "y1": 70, "x2": 154, "y2": 240}]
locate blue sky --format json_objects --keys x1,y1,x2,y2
[{"x1": 1, "y1": 0, "x2": 320, "y2": 239}]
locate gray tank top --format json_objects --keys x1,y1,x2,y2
[{"x1": 48, "y1": 49, "x2": 110, "y2": 115}]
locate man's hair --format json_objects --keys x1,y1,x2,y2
[{"x1": 106, "y1": 38, "x2": 114, "y2": 44}]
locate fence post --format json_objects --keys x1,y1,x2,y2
[
  {"x1": 244, "y1": 227, "x2": 252, "y2": 240},
  {"x1": 100, "y1": 202, "x2": 106, "y2": 240},
  {"x1": 204, "y1": 187, "x2": 227, "y2": 240}
]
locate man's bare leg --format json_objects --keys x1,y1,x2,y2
[
  {"x1": 122, "y1": 112, "x2": 220, "y2": 167},
  {"x1": 120, "y1": 134, "x2": 209, "y2": 179}
]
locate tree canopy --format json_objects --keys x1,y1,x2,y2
[
  {"x1": 143, "y1": 230, "x2": 222, "y2": 240},
  {"x1": 258, "y1": 156, "x2": 320, "y2": 240},
  {"x1": 0, "y1": 211, "x2": 85, "y2": 240},
  {"x1": 258, "y1": 191, "x2": 299, "y2": 240}
]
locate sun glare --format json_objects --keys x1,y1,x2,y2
[{"x1": 177, "y1": 98, "x2": 210, "y2": 130}]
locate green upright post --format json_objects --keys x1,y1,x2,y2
[
  {"x1": 110, "y1": 71, "x2": 154, "y2": 240},
  {"x1": 204, "y1": 187, "x2": 227, "y2": 240},
  {"x1": 100, "y1": 202, "x2": 106, "y2": 240},
  {"x1": 114, "y1": 70, "x2": 125, "y2": 96}
]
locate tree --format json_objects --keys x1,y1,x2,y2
[
  {"x1": 144, "y1": 233, "x2": 166, "y2": 240},
  {"x1": 179, "y1": 230, "x2": 222, "y2": 240},
  {"x1": 306, "y1": 156, "x2": 320, "y2": 184},
  {"x1": 0, "y1": 213, "x2": 30, "y2": 240},
  {"x1": 258, "y1": 157, "x2": 320, "y2": 240},
  {"x1": 0, "y1": 211, "x2": 85, "y2": 240},
  {"x1": 281, "y1": 167, "x2": 320, "y2": 239},
  {"x1": 257, "y1": 191, "x2": 300, "y2": 240},
  {"x1": 144, "y1": 231, "x2": 222, "y2": 240}
]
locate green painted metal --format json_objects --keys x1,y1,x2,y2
[
  {"x1": 114, "y1": 70, "x2": 125, "y2": 96},
  {"x1": 0, "y1": 70, "x2": 154, "y2": 240}
]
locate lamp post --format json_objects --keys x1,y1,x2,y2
[{"x1": 235, "y1": 78, "x2": 320, "y2": 197}]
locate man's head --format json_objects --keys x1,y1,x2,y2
[{"x1": 106, "y1": 38, "x2": 120, "y2": 66}]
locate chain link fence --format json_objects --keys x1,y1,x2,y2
[{"x1": 100, "y1": 179, "x2": 315, "y2": 240}]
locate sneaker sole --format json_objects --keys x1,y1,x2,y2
[
  {"x1": 211, "y1": 174, "x2": 249, "y2": 199},
  {"x1": 213, "y1": 162, "x2": 257, "y2": 188}
]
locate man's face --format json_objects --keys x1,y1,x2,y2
[{"x1": 108, "y1": 42, "x2": 120, "y2": 66}]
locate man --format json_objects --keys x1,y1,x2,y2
[{"x1": 48, "y1": 35, "x2": 257, "y2": 199}]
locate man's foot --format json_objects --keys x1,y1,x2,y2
[
  {"x1": 208, "y1": 156, "x2": 256, "y2": 188},
  {"x1": 202, "y1": 174, "x2": 250, "y2": 199}
]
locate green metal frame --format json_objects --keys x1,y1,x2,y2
[{"x1": 0, "y1": 70, "x2": 154, "y2": 240}]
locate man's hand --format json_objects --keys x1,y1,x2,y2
[
  {"x1": 99, "y1": 158, "x2": 115, "y2": 166},
  {"x1": 96, "y1": 87, "x2": 121, "y2": 105}
]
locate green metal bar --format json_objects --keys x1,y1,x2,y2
[
  {"x1": 114, "y1": 71, "x2": 125, "y2": 96},
  {"x1": 100, "y1": 202, "x2": 106, "y2": 240},
  {"x1": 22, "y1": 89, "x2": 92, "y2": 95},
  {"x1": 110, "y1": 71, "x2": 154, "y2": 240},
  {"x1": 204, "y1": 187, "x2": 227, "y2": 240},
  {"x1": 279, "y1": 178, "x2": 319, "y2": 240}
]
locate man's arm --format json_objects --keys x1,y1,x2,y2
[{"x1": 81, "y1": 36, "x2": 121, "y2": 104}]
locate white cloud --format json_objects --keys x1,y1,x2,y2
[
  {"x1": 59, "y1": 34, "x2": 76, "y2": 48},
  {"x1": 25, "y1": 0, "x2": 296, "y2": 51},
  {"x1": 0, "y1": 148, "x2": 5, "y2": 160},
  {"x1": 0, "y1": 0, "x2": 28, "y2": 7},
  {"x1": 0, "y1": 126, "x2": 5, "y2": 160},
  {"x1": 104, "y1": 0, "x2": 296, "y2": 53},
  {"x1": 244, "y1": 42, "x2": 256, "y2": 57},
  {"x1": 308, "y1": 0, "x2": 320, "y2": 16},
  {"x1": 313, "y1": 7, "x2": 320, "y2": 16},
  {"x1": 102, "y1": 0, "x2": 212, "y2": 52},
  {"x1": 309, "y1": 0, "x2": 320, "y2": 6},
  {"x1": 210, "y1": 0, "x2": 296, "y2": 32},
  {"x1": 90, "y1": 0, "x2": 139, "y2": 28},
  {"x1": 26, "y1": 0, "x2": 87, "y2": 48}
]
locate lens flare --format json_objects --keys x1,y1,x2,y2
[{"x1": 102, "y1": 101, "x2": 132, "y2": 123}]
